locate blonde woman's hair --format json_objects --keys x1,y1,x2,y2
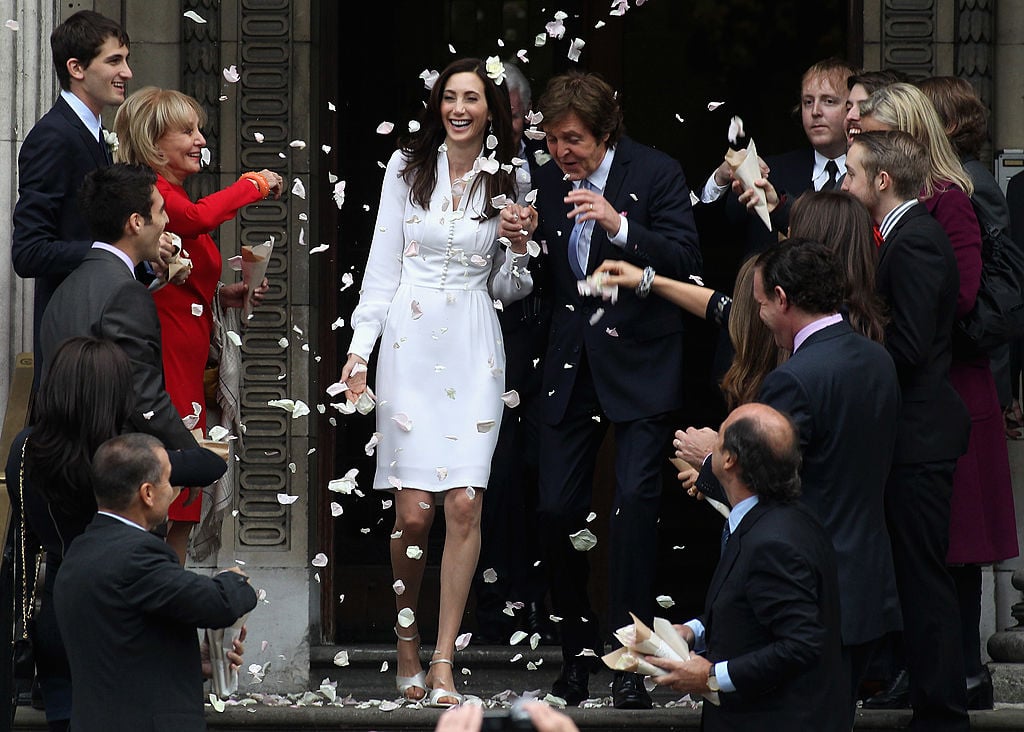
[
  {"x1": 858, "y1": 82, "x2": 974, "y2": 198},
  {"x1": 113, "y1": 86, "x2": 206, "y2": 175}
]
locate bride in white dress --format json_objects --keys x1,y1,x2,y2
[{"x1": 341, "y1": 57, "x2": 534, "y2": 707}]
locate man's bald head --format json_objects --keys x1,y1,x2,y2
[{"x1": 720, "y1": 403, "x2": 802, "y2": 503}]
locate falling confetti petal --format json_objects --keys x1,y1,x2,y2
[
  {"x1": 311, "y1": 553, "x2": 329, "y2": 567},
  {"x1": 397, "y1": 607, "x2": 415, "y2": 627},
  {"x1": 476, "y1": 420, "x2": 496, "y2": 433},
  {"x1": 309, "y1": 243, "x2": 329, "y2": 254},
  {"x1": 586, "y1": 512, "x2": 597, "y2": 522},
  {"x1": 567, "y1": 38, "x2": 586, "y2": 62},
  {"x1": 200, "y1": 148, "x2": 211, "y2": 166},
  {"x1": 379, "y1": 700, "x2": 400, "y2": 712},
  {"x1": 501, "y1": 390, "x2": 521, "y2": 408},
  {"x1": 4, "y1": 20, "x2": 20, "y2": 31},
  {"x1": 328, "y1": 468, "x2": 359, "y2": 494},
  {"x1": 330, "y1": 317, "x2": 345, "y2": 330},
  {"x1": 406, "y1": 545, "x2": 424, "y2": 560},
  {"x1": 482, "y1": 568, "x2": 498, "y2": 583},
  {"x1": 392, "y1": 413, "x2": 413, "y2": 432},
  {"x1": 376, "y1": 121, "x2": 395, "y2": 135},
  {"x1": 291, "y1": 178, "x2": 306, "y2": 199},
  {"x1": 656, "y1": 595, "x2": 676, "y2": 608},
  {"x1": 267, "y1": 399, "x2": 310, "y2": 418},
  {"x1": 393, "y1": 580, "x2": 406, "y2": 595},
  {"x1": 466, "y1": 486, "x2": 477, "y2": 499},
  {"x1": 455, "y1": 632, "x2": 472, "y2": 651},
  {"x1": 209, "y1": 694, "x2": 225, "y2": 712},
  {"x1": 333, "y1": 180, "x2": 346, "y2": 210},
  {"x1": 223, "y1": 65, "x2": 240, "y2": 83},
  {"x1": 276, "y1": 494, "x2": 299, "y2": 505},
  {"x1": 530, "y1": 633, "x2": 541, "y2": 650},
  {"x1": 707, "y1": 101, "x2": 725, "y2": 111},
  {"x1": 330, "y1": 502, "x2": 343, "y2": 517},
  {"x1": 436, "y1": 467, "x2": 449, "y2": 481},
  {"x1": 510, "y1": 631, "x2": 528, "y2": 645},
  {"x1": 569, "y1": 528, "x2": 598, "y2": 551},
  {"x1": 340, "y1": 272, "x2": 354, "y2": 291},
  {"x1": 333, "y1": 650, "x2": 350, "y2": 667},
  {"x1": 419, "y1": 68, "x2": 439, "y2": 90},
  {"x1": 226, "y1": 330, "x2": 242, "y2": 346},
  {"x1": 184, "y1": 10, "x2": 207, "y2": 23},
  {"x1": 728, "y1": 115, "x2": 745, "y2": 145},
  {"x1": 411, "y1": 300, "x2": 423, "y2": 319},
  {"x1": 289, "y1": 140, "x2": 306, "y2": 149},
  {"x1": 254, "y1": 132, "x2": 265, "y2": 143}
]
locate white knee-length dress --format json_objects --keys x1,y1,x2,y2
[{"x1": 348, "y1": 148, "x2": 533, "y2": 492}]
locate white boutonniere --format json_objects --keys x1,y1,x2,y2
[{"x1": 102, "y1": 129, "x2": 119, "y2": 154}]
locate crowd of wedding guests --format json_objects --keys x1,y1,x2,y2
[{"x1": 3, "y1": 7, "x2": 1023, "y2": 732}]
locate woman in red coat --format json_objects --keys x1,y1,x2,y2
[{"x1": 115, "y1": 86, "x2": 282, "y2": 563}]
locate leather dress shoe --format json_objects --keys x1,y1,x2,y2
[
  {"x1": 862, "y1": 668, "x2": 910, "y2": 709},
  {"x1": 612, "y1": 671, "x2": 653, "y2": 710},
  {"x1": 966, "y1": 668, "x2": 994, "y2": 710},
  {"x1": 551, "y1": 660, "x2": 590, "y2": 706}
]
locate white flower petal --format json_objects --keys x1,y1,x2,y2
[
  {"x1": 510, "y1": 631, "x2": 528, "y2": 645},
  {"x1": 406, "y1": 545, "x2": 424, "y2": 560},
  {"x1": 330, "y1": 502, "x2": 343, "y2": 517},
  {"x1": 656, "y1": 594, "x2": 676, "y2": 608},
  {"x1": 184, "y1": 10, "x2": 207, "y2": 23},
  {"x1": 476, "y1": 420, "x2": 496, "y2": 433},
  {"x1": 333, "y1": 650, "x2": 350, "y2": 667},
  {"x1": 311, "y1": 553, "x2": 329, "y2": 567},
  {"x1": 392, "y1": 413, "x2": 413, "y2": 431},
  {"x1": 397, "y1": 607, "x2": 415, "y2": 627},
  {"x1": 277, "y1": 493, "x2": 299, "y2": 505},
  {"x1": 482, "y1": 567, "x2": 498, "y2": 583},
  {"x1": 291, "y1": 178, "x2": 306, "y2": 199},
  {"x1": 222, "y1": 65, "x2": 240, "y2": 83},
  {"x1": 393, "y1": 580, "x2": 406, "y2": 595},
  {"x1": 376, "y1": 121, "x2": 395, "y2": 135},
  {"x1": 455, "y1": 632, "x2": 472, "y2": 651},
  {"x1": 569, "y1": 528, "x2": 598, "y2": 551},
  {"x1": 501, "y1": 390, "x2": 521, "y2": 408},
  {"x1": 707, "y1": 101, "x2": 725, "y2": 111}
]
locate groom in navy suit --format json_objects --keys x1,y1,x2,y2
[
  {"x1": 12, "y1": 10, "x2": 133, "y2": 388},
  {"x1": 530, "y1": 70, "x2": 701, "y2": 709}
]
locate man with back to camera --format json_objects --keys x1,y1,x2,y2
[
  {"x1": 650, "y1": 402, "x2": 845, "y2": 731},
  {"x1": 676, "y1": 235, "x2": 902, "y2": 727},
  {"x1": 54, "y1": 433, "x2": 255, "y2": 731},
  {"x1": 843, "y1": 129, "x2": 970, "y2": 731},
  {"x1": 513, "y1": 69, "x2": 702, "y2": 709},
  {"x1": 39, "y1": 163, "x2": 198, "y2": 452}
]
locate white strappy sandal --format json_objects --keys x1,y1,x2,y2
[
  {"x1": 394, "y1": 627, "x2": 427, "y2": 701},
  {"x1": 425, "y1": 657, "x2": 464, "y2": 707}
]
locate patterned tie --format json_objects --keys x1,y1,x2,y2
[
  {"x1": 567, "y1": 179, "x2": 594, "y2": 279},
  {"x1": 720, "y1": 521, "x2": 731, "y2": 557},
  {"x1": 824, "y1": 159, "x2": 839, "y2": 191}
]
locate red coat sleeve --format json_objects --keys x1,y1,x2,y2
[{"x1": 156, "y1": 174, "x2": 264, "y2": 238}]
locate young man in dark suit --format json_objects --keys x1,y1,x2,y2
[
  {"x1": 12, "y1": 10, "x2": 134, "y2": 388},
  {"x1": 54, "y1": 433, "x2": 255, "y2": 732},
  {"x1": 39, "y1": 164, "x2": 198, "y2": 452},
  {"x1": 651, "y1": 402, "x2": 845, "y2": 732},
  {"x1": 678, "y1": 236, "x2": 902, "y2": 726},
  {"x1": 844, "y1": 129, "x2": 971, "y2": 731},
  {"x1": 524, "y1": 70, "x2": 701, "y2": 709},
  {"x1": 699, "y1": 57, "x2": 855, "y2": 253}
]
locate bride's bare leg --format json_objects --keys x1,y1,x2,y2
[
  {"x1": 391, "y1": 488, "x2": 436, "y2": 700},
  {"x1": 427, "y1": 487, "x2": 483, "y2": 702}
]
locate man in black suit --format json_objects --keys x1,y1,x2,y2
[
  {"x1": 843, "y1": 129, "x2": 970, "y2": 730},
  {"x1": 39, "y1": 164, "x2": 198, "y2": 451},
  {"x1": 54, "y1": 433, "x2": 255, "y2": 732},
  {"x1": 652, "y1": 402, "x2": 845, "y2": 731},
  {"x1": 12, "y1": 10, "x2": 135, "y2": 388},
  {"x1": 678, "y1": 235, "x2": 902, "y2": 726},
  {"x1": 699, "y1": 57, "x2": 855, "y2": 253},
  {"x1": 473, "y1": 60, "x2": 556, "y2": 644},
  {"x1": 525, "y1": 70, "x2": 701, "y2": 708}
]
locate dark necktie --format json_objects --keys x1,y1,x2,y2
[
  {"x1": 824, "y1": 159, "x2": 839, "y2": 190},
  {"x1": 720, "y1": 521, "x2": 731, "y2": 557},
  {"x1": 99, "y1": 128, "x2": 112, "y2": 165}
]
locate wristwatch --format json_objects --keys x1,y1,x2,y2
[{"x1": 707, "y1": 665, "x2": 721, "y2": 692}]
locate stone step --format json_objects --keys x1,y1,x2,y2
[{"x1": 14, "y1": 705, "x2": 1024, "y2": 731}]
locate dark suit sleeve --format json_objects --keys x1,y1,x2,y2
[
  {"x1": 695, "y1": 456, "x2": 728, "y2": 506},
  {"x1": 757, "y1": 369, "x2": 813, "y2": 452},
  {"x1": 126, "y1": 539, "x2": 258, "y2": 629},
  {"x1": 621, "y1": 156, "x2": 701, "y2": 278},
  {"x1": 884, "y1": 231, "x2": 950, "y2": 379},
  {"x1": 724, "y1": 537, "x2": 827, "y2": 697},
  {"x1": 102, "y1": 281, "x2": 199, "y2": 450},
  {"x1": 12, "y1": 121, "x2": 94, "y2": 278}
]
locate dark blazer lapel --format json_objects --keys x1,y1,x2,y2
[
  {"x1": 55, "y1": 96, "x2": 107, "y2": 169},
  {"x1": 586, "y1": 138, "x2": 630, "y2": 273},
  {"x1": 704, "y1": 501, "x2": 772, "y2": 612},
  {"x1": 877, "y1": 202, "x2": 924, "y2": 265}
]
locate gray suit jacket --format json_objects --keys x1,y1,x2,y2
[{"x1": 39, "y1": 247, "x2": 197, "y2": 450}]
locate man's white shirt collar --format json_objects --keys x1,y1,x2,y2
[
  {"x1": 92, "y1": 242, "x2": 137, "y2": 276},
  {"x1": 811, "y1": 150, "x2": 846, "y2": 191},
  {"x1": 879, "y1": 199, "x2": 919, "y2": 241},
  {"x1": 97, "y1": 510, "x2": 147, "y2": 532},
  {"x1": 61, "y1": 89, "x2": 102, "y2": 142}
]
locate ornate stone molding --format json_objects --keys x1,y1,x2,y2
[{"x1": 878, "y1": 0, "x2": 939, "y2": 79}]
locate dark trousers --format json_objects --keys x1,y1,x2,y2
[
  {"x1": 842, "y1": 638, "x2": 882, "y2": 730},
  {"x1": 885, "y1": 460, "x2": 969, "y2": 731},
  {"x1": 537, "y1": 356, "x2": 674, "y2": 661}
]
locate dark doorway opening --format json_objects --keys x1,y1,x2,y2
[{"x1": 314, "y1": 0, "x2": 855, "y2": 644}]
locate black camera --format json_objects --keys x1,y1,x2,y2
[{"x1": 480, "y1": 702, "x2": 537, "y2": 730}]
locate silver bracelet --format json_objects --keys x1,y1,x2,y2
[{"x1": 636, "y1": 266, "x2": 655, "y2": 299}]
